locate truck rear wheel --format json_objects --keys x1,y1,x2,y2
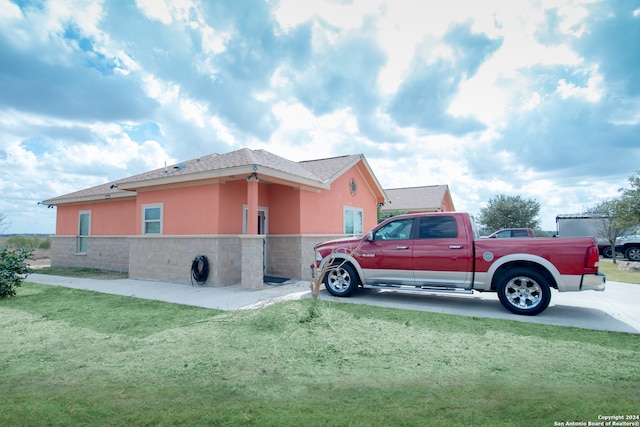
[
  {"x1": 496, "y1": 268, "x2": 551, "y2": 316},
  {"x1": 323, "y1": 261, "x2": 359, "y2": 297}
]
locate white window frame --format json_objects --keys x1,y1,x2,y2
[
  {"x1": 77, "y1": 210, "x2": 91, "y2": 253},
  {"x1": 142, "y1": 203, "x2": 163, "y2": 235},
  {"x1": 344, "y1": 206, "x2": 363, "y2": 236}
]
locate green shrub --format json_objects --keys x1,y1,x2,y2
[{"x1": 0, "y1": 248, "x2": 33, "y2": 298}]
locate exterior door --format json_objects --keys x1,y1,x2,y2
[
  {"x1": 257, "y1": 210, "x2": 266, "y2": 234},
  {"x1": 357, "y1": 217, "x2": 415, "y2": 284},
  {"x1": 242, "y1": 206, "x2": 268, "y2": 235},
  {"x1": 242, "y1": 206, "x2": 268, "y2": 273},
  {"x1": 258, "y1": 210, "x2": 267, "y2": 273}
]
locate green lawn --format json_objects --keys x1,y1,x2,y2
[
  {"x1": 598, "y1": 258, "x2": 640, "y2": 284},
  {"x1": 34, "y1": 266, "x2": 129, "y2": 280},
  {"x1": 1, "y1": 282, "x2": 639, "y2": 426}
]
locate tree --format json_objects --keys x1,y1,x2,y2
[
  {"x1": 617, "y1": 171, "x2": 640, "y2": 231},
  {"x1": 584, "y1": 199, "x2": 626, "y2": 264},
  {"x1": 477, "y1": 194, "x2": 541, "y2": 233}
]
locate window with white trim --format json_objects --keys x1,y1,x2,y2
[
  {"x1": 77, "y1": 211, "x2": 91, "y2": 253},
  {"x1": 344, "y1": 207, "x2": 363, "y2": 236},
  {"x1": 143, "y1": 204, "x2": 163, "y2": 234}
]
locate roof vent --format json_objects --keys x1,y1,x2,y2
[{"x1": 173, "y1": 164, "x2": 186, "y2": 171}]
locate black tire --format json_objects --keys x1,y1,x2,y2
[
  {"x1": 496, "y1": 268, "x2": 551, "y2": 316},
  {"x1": 602, "y1": 246, "x2": 613, "y2": 258},
  {"x1": 625, "y1": 246, "x2": 640, "y2": 262},
  {"x1": 323, "y1": 261, "x2": 359, "y2": 297}
]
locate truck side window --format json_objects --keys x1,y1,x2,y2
[
  {"x1": 418, "y1": 216, "x2": 457, "y2": 239},
  {"x1": 374, "y1": 218, "x2": 414, "y2": 240}
]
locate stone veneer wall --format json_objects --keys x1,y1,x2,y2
[
  {"x1": 129, "y1": 235, "x2": 246, "y2": 286},
  {"x1": 266, "y1": 234, "x2": 346, "y2": 280},
  {"x1": 50, "y1": 236, "x2": 129, "y2": 272},
  {"x1": 50, "y1": 234, "x2": 346, "y2": 287}
]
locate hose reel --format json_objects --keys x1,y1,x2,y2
[{"x1": 190, "y1": 255, "x2": 209, "y2": 286}]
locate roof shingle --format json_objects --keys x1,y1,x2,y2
[
  {"x1": 42, "y1": 148, "x2": 369, "y2": 205},
  {"x1": 382, "y1": 185, "x2": 451, "y2": 212}
]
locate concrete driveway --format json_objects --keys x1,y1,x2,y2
[
  {"x1": 26, "y1": 274, "x2": 639, "y2": 334},
  {"x1": 319, "y1": 281, "x2": 640, "y2": 334}
]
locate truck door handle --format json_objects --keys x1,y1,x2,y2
[
  {"x1": 449, "y1": 245, "x2": 463, "y2": 249},
  {"x1": 396, "y1": 245, "x2": 410, "y2": 250}
]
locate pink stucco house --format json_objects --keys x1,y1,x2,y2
[{"x1": 42, "y1": 148, "x2": 387, "y2": 288}]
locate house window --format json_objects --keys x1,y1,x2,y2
[
  {"x1": 344, "y1": 207, "x2": 363, "y2": 235},
  {"x1": 143, "y1": 205, "x2": 163, "y2": 234},
  {"x1": 78, "y1": 211, "x2": 90, "y2": 253}
]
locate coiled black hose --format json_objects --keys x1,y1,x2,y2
[{"x1": 191, "y1": 255, "x2": 209, "y2": 286}]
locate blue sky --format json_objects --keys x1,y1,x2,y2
[{"x1": 1, "y1": 0, "x2": 639, "y2": 233}]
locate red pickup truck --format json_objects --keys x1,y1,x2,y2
[{"x1": 314, "y1": 212, "x2": 606, "y2": 315}]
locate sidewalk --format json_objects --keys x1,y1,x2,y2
[{"x1": 27, "y1": 273, "x2": 313, "y2": 311}]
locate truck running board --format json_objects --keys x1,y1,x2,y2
[{"x1": 362, "y1": 284, "x2": 474, "y2": 295}]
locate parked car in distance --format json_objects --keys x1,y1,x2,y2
[
  {"x1": 484, "y1": 228, "x2": 534, "y2": 238},
  {"x1": 615, "y1": 235, "x2": 640, "y2": 261}
]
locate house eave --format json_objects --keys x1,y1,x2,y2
[{"x1": 42, "y1": 191, "x2": 136, "y2": 206}]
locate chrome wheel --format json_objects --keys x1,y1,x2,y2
[
  {"x1": 497, "y1": 268, "x2": 551, "y2": 316},
  {"x1": 324, "y1": 262, "x2": 358, "y2": 297},
  {"x1": 504, "y1": 276, "x2": 543, "y2": 310}
]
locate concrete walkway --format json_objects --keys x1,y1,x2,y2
[
  {"x1": 27, "y1": 273, "x2": 313, "y2": 311},
  {"x1": 25, "y1": 273, "x2": 640, "y2": 334}
]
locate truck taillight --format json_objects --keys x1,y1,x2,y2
[{"x1": 585, "y1": 245, "x2": 600, "y2": 269}]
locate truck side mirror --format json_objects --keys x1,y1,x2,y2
[{"x1": 367, "y1": 231, "x2": 375, "y2": 241}]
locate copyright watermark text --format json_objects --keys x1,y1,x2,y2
[{"x1": 553, "y1": 415, "x2": 640, "y2": 426}]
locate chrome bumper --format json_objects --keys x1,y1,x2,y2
[{"x1": 581, "y1": 273, "x2": 606, "y2": 291}]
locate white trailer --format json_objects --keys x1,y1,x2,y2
[{"x1": 555, "y1": 214, "x2": 612, "y2": 257}]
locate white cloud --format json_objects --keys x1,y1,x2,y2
[
  {"x1": 200, "y1": 24, "x2": 229, "y2": 54},
  {"x1": 179, "y1": 98, "x2": 208, "y2": 128},
  {"x1": 556, "y1": 67, "x2": 604, "y2": 102},
  {"x1": 136, "y1": 0, "x2": 173, "y2": 24},
  {"x1": 0, "y1": 0, "x2": 22, "y2": 20},
  {"x1": 143, "y1": 76, "x2": 179, "y2": 104}
]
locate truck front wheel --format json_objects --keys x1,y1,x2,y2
[
  {"x1": 496, "y1": 268, "x2": 551, "y2": 316},
  {"x1": 625, "y1": 246, "x2": 640, "y2": 262},
  {"x1": 323, "y1": 261, "x2": 359, "y2": 297}
]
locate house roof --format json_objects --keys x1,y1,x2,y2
[
  {"x1": 42, "y1": 148, "x2": 387, "y2": 205},
  {"x1": 382, "y1": 185, "x2": 454, "y2": 212}
]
